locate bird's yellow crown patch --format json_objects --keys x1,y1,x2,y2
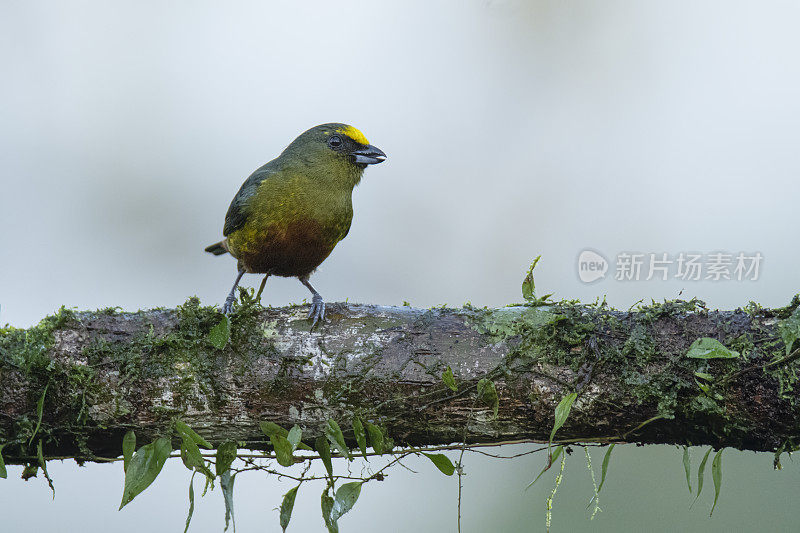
[{"x1": 336, "y1": 125, "x2": 369, "y2": 146}]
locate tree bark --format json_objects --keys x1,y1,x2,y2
[{"x1": 1, "y1": 296, "x2": 798, "y2": 463}]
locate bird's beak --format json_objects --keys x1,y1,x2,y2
[{"x1": 352, "y1": 144, "x2": 387, "y2": 165}]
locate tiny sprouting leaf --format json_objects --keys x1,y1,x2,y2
[
  {"x1": 30, "y1": 383, "x2": 48, "y2": 445},
  {"x1": 122, "y1": 430, "x2": 136, "y2": 473},
  {"x1": 208, "y1": 315, "x2": 231, "y2": 349},
  {"x1": 216, "y1": 441, "x2": 237, "y2": 477},
  {"x1": 0, "y1": 444, "x2": 7, "y2": 479},
  {"x1": 287, "y1": 425, "x2": 302, "y2": 451},
  {"x1": 550, "y1": 392, "x2": 578, "y2": 445},
  {"x1": 779, "y1": 307, "x2": 800, "y2": 356},
  {"x1": 527, "y1": 445, "x2": 563, "y2": 489},
  {"x1": 686, "y1": 338, "x2": 739, "y2": 359},
  {"x1": 365, "y1": 423, "x2": 384, "y2": 455},
  {"x1": 280, "y1": 485, "x2": 299, "y2": 532},
  {"x1": 331, "y1": 482, "x2": 363, "y2": 522},
  {"x1": 597, "y1": 443, "x2": 615, "y2": 493},
  {"x1": 710, "y1": 449, "x2": 724, "y2": 516},
  {"x1": 315, "y1": 436, "x2": 333, "y2": 479},
  {"x1": 119, "y1": 437, "x2": 172, "y2": 510},
  {"x1": 423, "y1": 453, "x2": 455, "y2": 476},
  {"x1": 324, "y1": 420, "x2": 351, "y2": 460},
  {"x1": 683, "y1": 446, "x2": 692, "y2": 493},
  {"x1": 270, "y1": 434, "x2": 295, "y2": 467},
  {"x1": 522, "y1": 255, "x2": 542, "y2": 301},
  {"x1": 175, "y1": 420, "x2": 212, "y2": 449},
  {"x1": 352, "y1": 418, "x2": 367, "y2": 458},
  {"x1": 442, "y1": 366, "x2": 457, "y2": 392},
  {"x1": 477, "y1": 378, "x2": 499, "y2": 419},
  {"x1": 184, "y1": 471, "x2": 196, "y2": 533},
  {"x1": 220, "y1": 470, "x2": 236, "y2": 532},
  {"x1": 693, "y1": 447, "x2": 713, "y2": 506}
]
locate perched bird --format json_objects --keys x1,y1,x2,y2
[{"x1": 205, "y1": 123, "x2": 386, "y2": 326}]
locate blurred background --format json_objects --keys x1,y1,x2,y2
[{"x1": 1, "y1": 1, "x2": 799, "y2": 531}]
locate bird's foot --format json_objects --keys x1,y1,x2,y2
[
  {"x1": 222, "y1": 294, "x2": 237, "y2": 315},
  {"x1": 307, "y1": 294, "x2": 326, "y2": 329}
]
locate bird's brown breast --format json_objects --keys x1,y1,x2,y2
[{"x1": 232, "y1": 218, "x2": 343, "y2": 277}]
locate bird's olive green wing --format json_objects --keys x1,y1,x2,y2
[{"x1": 222, "y1": 164, "x2": 277, "y2": 237}]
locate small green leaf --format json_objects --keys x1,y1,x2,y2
[
  {"x1": 29, "y1": 383, "x2": 48, "y2": 445},
  {"x1": 180, "y1": 438, "x2": 214, "y2": 481},
  {"x1": 695, "y1": 379, "x2": 712, "y2": 396},
  {"x1": 710, "y1": 449, "x2": 724, "y2": 516},
  {"x1": 597, "y1": 443, "x2": 614, "y2": 493},
  {"x1": 315, "y1": 436, "x2": 333, "y2": 479},
  {"x1": 216, "y1": 441, "x2": 237, "y2": 477},
  {"x1": 321, "y1": 491, "x2": 338, "y2": 533},
  {"x1": 352, "y1": 418, "x2": 367, "y2": 458},
  {"x1": 778, "y1": 307, "x2": 800, "y2": 356},
  {"x1": 331, "y1": 482, "x2": 362, "y2": 522},
  {"x1": 122, "y1": 430, "x2": 136, "y2": 473},
  {"x1": 686, "y1": 338, "x2": 739, "y2": 359},
  {"x1": 683, "y1": 446, "x2": 692, "y2": 493},
  {"x1": 119, "y1": 437, "x2": 172, "y2": 509},
  {"x1": 694, "y1": 371, "x2": 714, "y2": 381},
  {"x1": 175, "y1": 420, "x2": 212, "y2": 449},
  {"x1": 262, "y1": 421, "x2": 313, "y2": 450},
  {"x1": 184, "y1": 471, "x2": 196, "y2": 533},
  {"x1": 270, "y1": 434, "x2": 294, "y2": 467},
  {"x1": 0, "y1": 444, "x2": 7, "y2": 479},
  {"x1": 693, "y1": 447, "x2": 713, "y2": 506},
  {"x1": 477, "y1": 378, "x2": 499, "y2": 419},
  {"x1": 37, "y1": 439, "x2": 55, "y2": 497},
  {"x1": 287, "y1": 425, "x2": 302, "y2": 451},
  {"x1": 208, "y1": 315, "x2": 231, "y2": 349},
  {"x1": 549, "y1": 392, "x2": 578, "y2": 445},
  {"x1": 522, "y1": 255, "x2": 541, "y2": 301},
  {"x1": 220, "y1": 469, "x2": 235, "y2": 532},
  {"x1": 365, "y1": 423, "x2": 384, "y2": 455},
  {"x1": 442, "y1": 366, "x2": 457, "y2": 392},
  {"x1": 324, "y1": 420, "x2": 351, "y2": 460},
  {"x1": 526, "y1": 445, "x2": 562, "y2": 489},
  {"x1": 423, "y1": 453, "x2": 455, "y2": 476},
  {"x1": 280, "y1": 485, "x2": 299, "y2": 532},
  {"x1": 260, "y1": 421, "x2": 288, "y2": 438}
]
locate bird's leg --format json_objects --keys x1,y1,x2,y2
[
  {"x1": 299, "y1": 276, "x2": 325, "y2": 328},
  {"x1": 222, "y1": 269, "x2": 246, "y2": 315},
  {"x1": 255, "y1": 274, "x2": 270, "y2": 303}
]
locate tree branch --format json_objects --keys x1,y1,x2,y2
[{"x1": 1, "y1": 295, "x2": 798, "y2": 463}]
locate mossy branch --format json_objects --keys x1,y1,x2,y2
[{"x1": 1, "y1": 294, "x2": 799, "y2": 464}]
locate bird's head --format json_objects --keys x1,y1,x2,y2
[{"x1": 282, "y1": 123, "x2": 387, "y2": 172}]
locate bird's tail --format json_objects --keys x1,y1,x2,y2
[{"x1": 205, "y1": 240, "x2": 228, "y2": 256}]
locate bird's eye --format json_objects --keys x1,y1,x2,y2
[{"x1": 328, "y1": 136, "x2": 342, "y2": 149}]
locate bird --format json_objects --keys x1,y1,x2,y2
[{"x1": 205, "y1": 123, "x2": 386, "y2": 326}]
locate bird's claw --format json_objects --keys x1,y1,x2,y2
[
  {"x1": 222, "y1": 294, "x2": 236, "y2": 315},
  {"x1": 307, "y1": 295, "x2": 325, "y2": 329}
]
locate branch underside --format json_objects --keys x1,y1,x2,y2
[{"x1": 1, "y1": 296, "x2": 799, "y2": 463}]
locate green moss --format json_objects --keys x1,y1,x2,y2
[
  {"x1": 634, "y1": 298, "x2": 708, "y2": 323},
  {"x1": 622, "y1": 324, "x2": 656, "y2": 363},
  {"x1": 727, "y1": 334, "x2": 756, "y2": 361}
]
